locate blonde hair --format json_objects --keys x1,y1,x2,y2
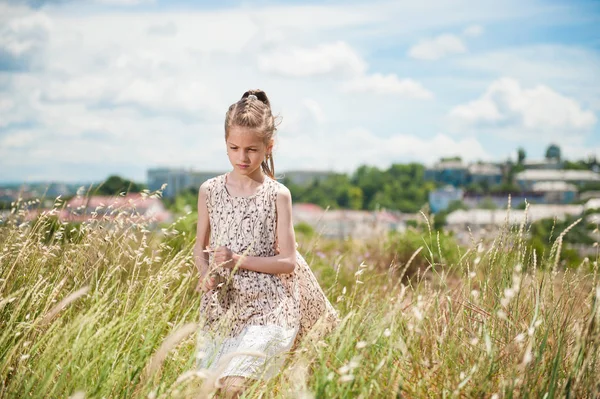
[{"x1": 224, "y1": 89, "x2": 278, "y2": 179}]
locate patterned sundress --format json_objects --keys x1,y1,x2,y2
[{"x1": 196, "y1": 173, "x2": 339, "y2": 380}]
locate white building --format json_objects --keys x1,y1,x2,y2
[
  {"x1": 523, "y1": 159, "x2": 563, "y2": 170},
  {"x1": 468, "y1": 163, "x2": 503, "y2": 186},
  {"x1": 585, "y1": 198, "x2": 600, "y2": 212},
  {"x1": 292, "y1": 203, "x2": 408, "y2": 239},
  {"x1": 532, "y1": 181, "x2": 578, "y2": 204},
  {"x1": 516, "y1": 170, "x2": 600, "y2": 190},
  {"x1": 446, "y1": 204, "x2": 584, "y2": 229}
]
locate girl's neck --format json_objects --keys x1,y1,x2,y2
[{"x1": 228, "y1": 169, "x2": 266, "y2": 187}]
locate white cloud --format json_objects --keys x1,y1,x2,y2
[
  {"x1": 562, "y1": 144, "x2": 600, "y2": 161},
  {"x1": 449, "y1": 77, "x2": 597, "y2": 137},
  {"x1": 259, "y1": 42, "x2": 432, "y2": 99},
  {"x1": 0, "y1": 10, "x2": 51, "y2": 69},
  {"x1": 257, "y1": 41, "x2": 367, "y2": 77},
  {"x1": 455, "y1": 45, "x2": 600, "y2": 111},
  {"x1": 408, "y1": 33, "x2": 467, "y2": 61},
  {"x1": 94, "y1": 0, "x2": 154, "y2": 4},
  {"x1": 463, "y1": 24, "x2": 484, "y2": 37},
  {"x1": 301, "y1": 99, "x2": 325, "y2": 124},
  {"x1": 278, "y1": 128, "x2": 490, "y2": 172},
  {"x1": 341, "y1": 73, "x2": 433, "y2": 99},
  {"x1": 0, "y1": 1, "x2": 598, "y2": 182}
]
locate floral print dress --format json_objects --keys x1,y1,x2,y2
[{"x1": 196, "y1": 173, "x2": 339, "y2": 380}]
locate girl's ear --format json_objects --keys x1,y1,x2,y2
[{"x1": 266, "y1": 139, "x2": 275, "y2": 154}]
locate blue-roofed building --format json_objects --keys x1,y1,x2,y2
[
  {"x1": 424, "y1": 160, "x2": 469, "y2": 187},
  {"x1": 429, "y1": 185, "x2": 464, "y2": 213},
  {"x1": 467, "y1": 163, "x2": 503, "y2": 186}
]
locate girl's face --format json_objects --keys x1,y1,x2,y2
[{"x1": 226, "y1": 126, "x2": 273, "y2": 176}]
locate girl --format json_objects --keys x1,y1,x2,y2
[{"x1": 193, "y1": 89, "x2": 339, "y2": 397}]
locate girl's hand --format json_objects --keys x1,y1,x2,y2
[
  {"x1": 195, "y1": 274, "x2": 216, "y2": 294},
  {"x1": 214, "y1": 246, "x2": 235, "y2": 269}
]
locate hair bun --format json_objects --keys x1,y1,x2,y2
[{"x1": 241, "y1": 89, "x2": 270, "y2": 107}]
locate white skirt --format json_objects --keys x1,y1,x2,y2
[{"x1": 196, "y1": 323, "x2": 298, "y2": 380}]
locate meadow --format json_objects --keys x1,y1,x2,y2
[{"x1": 1, "y1": 193, "x2": 599, "y2": 398}]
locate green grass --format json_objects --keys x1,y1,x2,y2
[{"x1": 1, "y1": 196, "x2": 599, "y2": 398}]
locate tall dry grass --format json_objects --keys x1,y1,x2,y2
[{"x1": 1, "y1": 195, "x2": 599, "y2": 398}]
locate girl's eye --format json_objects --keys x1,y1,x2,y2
[{"x1": 230, "y1": 147, "x2": 237, "y2": 150}]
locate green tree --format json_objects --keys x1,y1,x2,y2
[
  {"x1": 94, "y1": 175, "x2": 145, "y2": 196},
  {"x1": 517, "y1": 147, "x2": 526, "y2": 165}
]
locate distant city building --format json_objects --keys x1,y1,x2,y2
[
  {"x1": 545, "y1": 144, "x2": 562, "y2": 161},
  {"x1": 425, "y1": 161, "x2": 504, "y2": 188},
  {"x1": 280, "y1": 170, "x2": 333, "y2": 186},
  {"x1": 462, "y1": 192, "x2": 545, "y2": 209},
  {"x1": 446, "y1": 204, "x2": 584, "y2": 229},
  {"x1": 516, "y1": 170, "x2": 600, "y2": 190},
  {"x1": 522, "y1": 159, "x2": 563, "y2": 170},
  {"x1": 147, "y1": 168, "x2": 190, "y2": 198},
  {"x1": 147, "y1": 168, "x2": 222, "y2": 198},
  {"x1": 532, "y1": 181, "x2": 577, "y2": 204},
  {"x1": 189, "y1": 171, "x2": 224, "y2": 189},
  {"x1": 467, "y1": 163, "x2": 503, "y2": 186},
  {"x1": 292, "y1": 203, "x2": 409, "y2": 239},
  {"x1": 424, "y1": 160, "x2": 469, "y2": 187},
  {"x1": 0, "y1": 183, "x2": 73, "y2": 203},
  {"x1": 429, "y1": 185, "x2": 464, "y2": 213},
  {"x1": 580, "y1": 191, "x2": 600, "y2": 201}
]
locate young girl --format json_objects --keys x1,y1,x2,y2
[{"x1": 193, "y1": 89, "x2": 339, "y2": 397}]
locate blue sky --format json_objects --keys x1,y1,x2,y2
[{"x1": 1, "y1": 0, "x2": 599, "y2": 183}]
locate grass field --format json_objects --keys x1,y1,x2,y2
[{"x1": 1, "y1": 196, "x2": 599, "y2": 398}]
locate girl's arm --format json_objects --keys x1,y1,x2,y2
[
  {"x1": 215, "y1": 185, "x2": 296, "y2": 275},
  {"x1": 193, "y1": 182, "x2": 211, "y2": 278}
]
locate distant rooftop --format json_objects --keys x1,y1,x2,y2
[
  {"x1": 523, "y1": 159, "x2": 561, "y2": 166},
  {"x1": 428, "y1": 160, "x2": 467, "y2": 170},
  {"x1": 447, "y1": 204, "x2": 584, "y2": 226},
  {"x1": 468, "y1": 163, "x2": 502, "y2": 176},
  {"x1": 532, "y1": 181, "x2": 578, "y2": 192},
  {"x1": 516, "y1": 169, "x2": 600, "y2": 182}
]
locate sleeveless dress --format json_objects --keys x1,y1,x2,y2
[{"x1": 196, "y1": 173, "x2": 339, "y2": 380}]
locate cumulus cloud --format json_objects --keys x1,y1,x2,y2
[
  {"x1": 278, "y1": 128, "x2": 490, "y2": 172},
  {"x1": 463, "y1": 24, "x2": 484, "y2": 37},
  {"x1": 258, "y1": 42, "x2": 432, "y2": 99},
  {"x1": 6, "y1": 0, "x2": 152, "y2": 7},
  {"x1": 147, "y1": 21, "x2": 178, "y2": 36},
  {"x1": 1, "y1": 0, "x2": 594, "y2": 182},
  {"x1": 408, "y1": 34, "x2": 467, "y2": 61},
  {"x1": 455, "y1": 45, "x2": 600, "y2": 111},
  {"x1": 341, "y1": 73, "x2": 433, "y2": 99},
  {"x1": 408, "y1": 24, "x2": 484, "y2": 61},
  {"x1": 0, "y1": 10, "x2": 51, "y2": 70},
  {"x1": 449, "y1": 77, "x2": 597, "y2": 138},
  {"x1": 257, "y1": 41, "x2": 367, "y2": 78}
]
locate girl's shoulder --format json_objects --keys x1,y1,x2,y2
[
  {"x1": 272, "y1": 178, "x2": 289, "y2": 192},
  {"x1": 199, "y1": 173, "x2": 226, "y2": 196},
  {"x1": 271, "y1": 178, "x2": 292, "y2": 201}
]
